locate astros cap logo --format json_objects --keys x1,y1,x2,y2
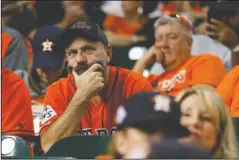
[
  {"x1": 152, "y1": 95, "x2": 171, "y2": 113},
  {"x1": 42, "y1": 39, "x2": 54, "y2": 52}
]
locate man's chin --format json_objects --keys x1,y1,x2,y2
[{"x1": 161, "y1": 60, "x2": 175, "y2": 69}]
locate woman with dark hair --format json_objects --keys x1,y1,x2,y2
[{"x1": 103, "y1": 1, "x2": 159, "y2": 48}]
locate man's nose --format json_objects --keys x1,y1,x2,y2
[
  {"x1": 157, "y1": 37, "x2": 169, "y2": 48},
  {"x1": 76, "y1": 52, "x2": 87, "y2": 63}
]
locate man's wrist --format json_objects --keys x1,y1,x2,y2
[
  {"x1": 137, "y1": 59, "x2": 148, "y2": 68},
  {"x1": 74, "y1": 89, "x2": 90, "y2": 103}
]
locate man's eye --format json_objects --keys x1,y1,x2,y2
[
  {"x1": 69, "y1": 50, "x2": 78, "y2": 55},
  {"x1": 82, "y1": 48, "x2": 94, "y2": 53},
  {"x1": 156, "y1": 38, "x2": 162, "y2": 42},
  {"x1": 168, "y1": 35, "x2": 177, "y2": 39}
]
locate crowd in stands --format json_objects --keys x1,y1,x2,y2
[{"x1": 1, "y1": 1, "x2": 239, "y2": 159}]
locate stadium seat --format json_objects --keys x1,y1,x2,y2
[
  {"x1": 1, "y1": 135, "x2": 30, "y2": 157},
  {"x1": 45, "y1": 136, "x2": 112, "y2": 159}
]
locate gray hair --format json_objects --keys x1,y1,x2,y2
[{"x1": 154, "y1": 16, "x2": 193, "y2": 38}]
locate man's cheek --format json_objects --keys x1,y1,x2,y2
[{"x1": 67, "y1": 59, "x2": 75, "y2": 68}]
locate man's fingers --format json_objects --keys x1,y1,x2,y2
[
  {"x1": 210, "y1": 18, "x2": 223, "y2": 27},
  {"x1": 94, "y1": 72, "x2": 103, "y2": 78},
  {"x1": 208, "y1": 24, "x2": 220, "y2": 33},
  {"x1": 96, "y1": 77, "x2": 104, "y2": 83},
  {"x1": 88, "y1": 63, "x2": 104, "y2": 72},
  {"x1": 205, "y1": 30, "x2": 219, "y2": 39}
]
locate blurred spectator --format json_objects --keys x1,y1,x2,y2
[
  {"x1": 2, "y1": 1, "x2": 37, "y2": 38},
  {"x1": 1, "y1": 27, "x2": 29, "y2": 72},
  {"x1": 34, "y1": 1, "x2": 64, "y2": 28},
  {"x1": 217, "y1": 66, "x2": 239, "y2": 117},
  {"x1": 35, "y1": 1, "x2": 89, "y2": 30},
  {"x1": 56, "y1": 1, "x2": 87, "y2": 30},
  {"x1": 16, "y1": 26, "x2": 67, "y2": 98},
  {"x1": 2, "y1": 52, "x2": 35, "y2": 153},
  {"x1": 106, "y1": 92, "x2": 190, "y2": 159},
  {"x1": 150, "y1": 34, "x2": 233, "y2": 73},
  {"x1": 2, "y1": 1, "x2": 37, "y2": 70},
  {"x1": 101, "y1": 1, "x2": 124, "y2": 18},
  {"x1": 159, "y1": 1, "x2": 200, "y2": 16},
  {"x1": 103, "y1": 1, "x2": 158, "y2": 47},
  {"x1": 15, "y1": 26, "x2": 68, "y2": 135},
  {"x1": 176, "y1": 85, "x2": 239, "y2": 158},
  {"x1": 194, "y1": 2, "x2": 239, "y2": 51},
  {"x1": 84, "y1": 1, "x2": 106, "y2": 28},
  {"x1": 39, "y1": 21, "x2": 152, "y2": 152},
  {"x1": 133, "y1": 15, "x2": 227, "y2": 96}
]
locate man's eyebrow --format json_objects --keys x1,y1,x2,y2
[
  {"x1": 69, "y1": 44, "x2": 96, "y2": 50},
  {"x1": 80, "y1": 44, "x2": 96, "y2": 49}
]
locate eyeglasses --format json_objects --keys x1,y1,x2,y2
[{"x1": 169, "y1": 13, "x2": 191, "y2": 31}]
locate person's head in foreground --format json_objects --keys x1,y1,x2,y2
[
  {"x1": 110, "y1": 92, "x2": 190, "y2": 159},
  {"x1": 31, "y1": 25, "x2": 67, "y2": 85},
  {"x1": 62, "y1": 21, "x2": 112, "y2": 81},
  {"x1": 176, "y1": 84, "x2": 239, "y2": 158},
  {"x1": 153, "y1": 14, "x2": 193, "y2": 71}
]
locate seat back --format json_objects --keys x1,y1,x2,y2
[
  {"x1": 1, "y1": 135, "x2": 30, "y2": 157},
  {"x1": 45, "y1": 136, "x2": 111, "y2": 159}
]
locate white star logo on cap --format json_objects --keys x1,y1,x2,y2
[
  {"x1": 42, "y1": 39, "x2": 54, "y2": 52},
  {"x1": 116, "y1": 105, "x2": 127, "y2": 125},
  {"x1": 153, "y1": 95, "x2": 171, "y2": 113}
]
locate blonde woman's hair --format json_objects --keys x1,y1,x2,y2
[{"x1": 176, "y1": 84, "x2": 239, "y2": 158}]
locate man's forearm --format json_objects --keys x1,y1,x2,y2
[
  {"x1": 41, "y1": 91, "x2": 89, "y2": 152},
  {"x1": 132, "y1": 60, "x2": 148, "y2": 74}
]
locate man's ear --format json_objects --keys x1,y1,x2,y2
[
  {"x1": 105, "y1": 45, "x2": 112, "y2": 63},
  {"x1": 65, "y1": 49, "x2": 70, "y2": 62},
  {"x1": 64, "y1": 55, "x2": 68, "y2": 62}
]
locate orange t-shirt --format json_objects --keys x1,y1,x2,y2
[
  {"x1": 147, "y1": 54, "x2": 227, "y2": 97},
  {"x1": 40, "y1": 66, "x2": 152, "y2": 136},
  {"x1": 103, "y1": 15, "x2": 142, "y2": 36},
  {"x1": 1, "y1": 32, "x2": 13, "y2": 60},
  {"x1": 2, "y1": 68, "x2": 35, "y2": 136},
  {"x1": 216, "y1": 66, "x2": 239, "y2": 117}
]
